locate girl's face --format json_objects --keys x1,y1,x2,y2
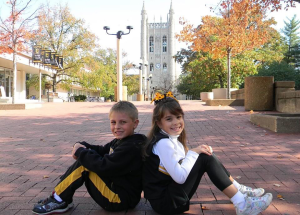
[{"x1": 157, "y1": 110, "x2": 184, "y2": 136}]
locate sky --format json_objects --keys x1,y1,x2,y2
[{"x1": 0, "y1": 0, "x2": 299, "y2": 69}]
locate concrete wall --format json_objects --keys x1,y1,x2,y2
[{"x1": 231, "y1": 89, "x2": 244, "y2": 99}]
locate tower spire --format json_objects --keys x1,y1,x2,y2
[
  {"x1": 169, "y1": 0, "x2": 174, "y2": 15},
  {"x1": 141, "y1": 1, "x2": 146, "y2": 15}
]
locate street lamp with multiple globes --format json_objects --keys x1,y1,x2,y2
[
  {"x1": 32, "y1": 45, "x2": 63, "y2": 102},
  {"x1": 151, "y1": 86, "x2": 157, "y2": 100},
  {"x1": 142, "y1": 74, "x2": 152, "y2": 101},
  {"x1": 135, "y1": 60, "x2": 148, "y2": 101},
  {"x1": 103, "y1": 26, "x2": 133, "y2": 102}
]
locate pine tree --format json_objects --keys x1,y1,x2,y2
[
  {"x1": 282, "y1": 15, "x2": 300, "y2": 67},
  {"x1": 282, "y1": 15, "x2": 300, "y2": 48}
]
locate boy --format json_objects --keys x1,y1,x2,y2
[{"x1": 32, "y1": 101, "x2": 147, "y2": 214}]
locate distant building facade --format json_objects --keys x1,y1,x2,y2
[
  {"x1": 140, "y1": 2, "x2": 178, "y2": 99},
  {"x1": 0, "y1": 53, "x2": 99, "y2": 103}
]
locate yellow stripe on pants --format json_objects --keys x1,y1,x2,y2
[
  {"x1": 89, "y1": 171, "x2": 121, "y2": 203},
  {"x1": 54, "y1": 166, "x2": 121, "y2": 203},
  {"x1": 55, "y1": 166, "x2": 86, "y2": 195}
]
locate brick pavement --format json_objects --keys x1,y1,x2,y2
[{"x1": 0, "y1": 101, "x2": 299, "y2": 215}]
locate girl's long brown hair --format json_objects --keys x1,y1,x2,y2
[{"x1": 142, "y1": 98, "x2": 187, "y2": 159}]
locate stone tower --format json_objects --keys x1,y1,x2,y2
[{"x1": 140, "y1": 1, "x2": 177, "y2": 99}]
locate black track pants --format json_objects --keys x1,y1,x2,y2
[
  {"x1": 149, "y1": 153, "x2": 232, "y2": 214},
  {"x1": 54, "y1": 160, "x2": 127, "y2": 212}
]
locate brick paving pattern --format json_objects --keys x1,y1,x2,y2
[{"x1": 0, "y1": 101, "x2": 299, "y2": 215}]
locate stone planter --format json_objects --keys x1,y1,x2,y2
[
  {"x1": 275, "y1": 81, "x2": 295, "y2": 112},
  {"x1": 245, "y1": 76, "x2": 274, "y2": 111},
  {"x1": 137, "y1": 94, "x2": 144, "y2": 101},
  {"x1": 212, "y1": 88, "x2": 237, "y2": 99},
  {"x1": 200, "y1": 92, "x2": 213, "y2": 101},
  {"x1": 250, "y1": 113, "x2": 300, "y2": 133}
]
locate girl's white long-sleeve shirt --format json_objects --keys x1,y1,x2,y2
[{"x1": 152, "y1": 133, "x2": 199, "y2": 184}]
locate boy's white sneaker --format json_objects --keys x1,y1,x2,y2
[
  {"x1": 239, "y1": 185, "x2": 265, "y2": 197},
  {"x1": 235, "y1": 193, "x2": 273, "y2": 215}
]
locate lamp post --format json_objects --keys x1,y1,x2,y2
[
  {"x1": 142, "y1": 74, "x2": 152, "y2": 101},
  {"x1": 151, "y1": 86, "x2": 156, "y2": 100},
  {"x1": 137, "y1": 60, "x2": 148, "y2": 101},
  {"x1": 103, "y1": 26, "x2": 133, "y2": 102},
  {"x1": 31, "y1": 45, "x2": 63, "y2": 103},
  {"x1": 147, "y1": 74, "x2": 152, "y2": 100}
]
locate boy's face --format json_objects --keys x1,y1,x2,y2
[{"x1": 110, "y1": 111, "x2": 139, "y2": 139}]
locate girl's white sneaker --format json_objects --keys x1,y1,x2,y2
[
  {"x1": 235, "y1": 193, "x2": 273, "y2": 215},
  {"x1": 239, "y1": 185, "x2": 265, "y2": 197}
]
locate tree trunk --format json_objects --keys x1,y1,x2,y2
[
  {"x1": 52, "y1": 75, "x2": 57, "y2": 92},
  {"x1": 227, "y1": 49, "x2": 231, "y2": 99},
  {"x1": 218, "y1": 75, "x2": 224, "y2": 88}
]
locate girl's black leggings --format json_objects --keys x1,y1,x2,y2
[
  {"x1": 183, "y1": 153, "x2": 232, "y2": 199},
  {"x1": 149, "y1": 153, "x2": 232, "y2": 214}
]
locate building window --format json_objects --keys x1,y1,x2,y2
[
  {"x1": 163, "y1": 63, "x2": 167, "y2": 72},
  {"x1": 150, "y1": 63, "x2": 154, "y2": 72},
  {"x1": 73, "y1": 89, "x2": 78, "y2": 96},
  {"x1": 162, "y1": 36, "x2": 167, "y2": 52},
  {"x1": 149, "y1": 36, "x2": 154, "y2": 52}
]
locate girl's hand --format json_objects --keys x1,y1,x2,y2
[
  {"x1": 191, "y1": 145, "x2": 212, "y2": 156},
  {"x1": 72, "y1": 143, "x2": 86, "y2": 160}
]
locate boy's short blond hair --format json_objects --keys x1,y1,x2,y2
[{"x1": 109, "y1": 101, "x2": 138, "y2": 121}]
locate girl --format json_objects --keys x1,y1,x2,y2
[{"x1": 143, "y1": 94, "x2": 272, "y2": 215}]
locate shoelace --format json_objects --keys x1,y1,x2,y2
[{"x1": 39, "y1": 195, "x2": 54, "y2": 204}]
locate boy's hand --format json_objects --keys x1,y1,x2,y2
[{"x1": 72, "y1": 143, "x2": 86, "y2": 160}]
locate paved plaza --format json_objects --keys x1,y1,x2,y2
[{"x1": 0, "y1": 101, "x2": 300, "y2": 215}]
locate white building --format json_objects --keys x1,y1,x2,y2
[
  {"x1": 140, "y1": 2, "x2": 179, "y2": 99},
  {"x1": 0, "y1": 52, "x2": 100, "y2": 103}
]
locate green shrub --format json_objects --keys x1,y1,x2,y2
[
  {"x1": 74, "y1": 95, "x2": 87, "y2": 102},
  {"x1": 255, "y1": 61, "x2": 300, "y2": 90}
]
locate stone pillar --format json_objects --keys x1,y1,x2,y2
[
  {"x1": 244, "y1": 76, "x2": 274, "y2": 111},
  {"x1": 274, "y1": 81, "x2": 295, "y2": 111},
  {"x1": 114, "y1": 86, "x2": 128, "y2": 101}
]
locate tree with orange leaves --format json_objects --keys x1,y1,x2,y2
[
  {"x1": 0, "y1": 0, "x2": 40, "y2": 103},
  {"x1": 177, "y1": 0, "x2": 276, "y2": 99},
  {"x1": 255, "y1": 0, "x2": 299, "y2": 11}
]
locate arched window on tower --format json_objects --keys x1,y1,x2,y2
[
  {"x1": 149, "y1": 36, "x2": 154, "y2": 52},
  {"x1": 150, "y1": 63, "x2": 154, "y2": 72},
  {"x1": 163, "y1": 63, "x2": 167, "y2": 72},
  {"x1": 162, "y1": 36, "x2": 167, "y2": 52}
]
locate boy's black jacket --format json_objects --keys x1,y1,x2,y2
[{"x1": 74, "y1": 133, "x2": 147, "y2": 209}]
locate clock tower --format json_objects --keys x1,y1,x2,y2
[{"x1": 140, "y1": 1, "x2": 177, "y2": 99}]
